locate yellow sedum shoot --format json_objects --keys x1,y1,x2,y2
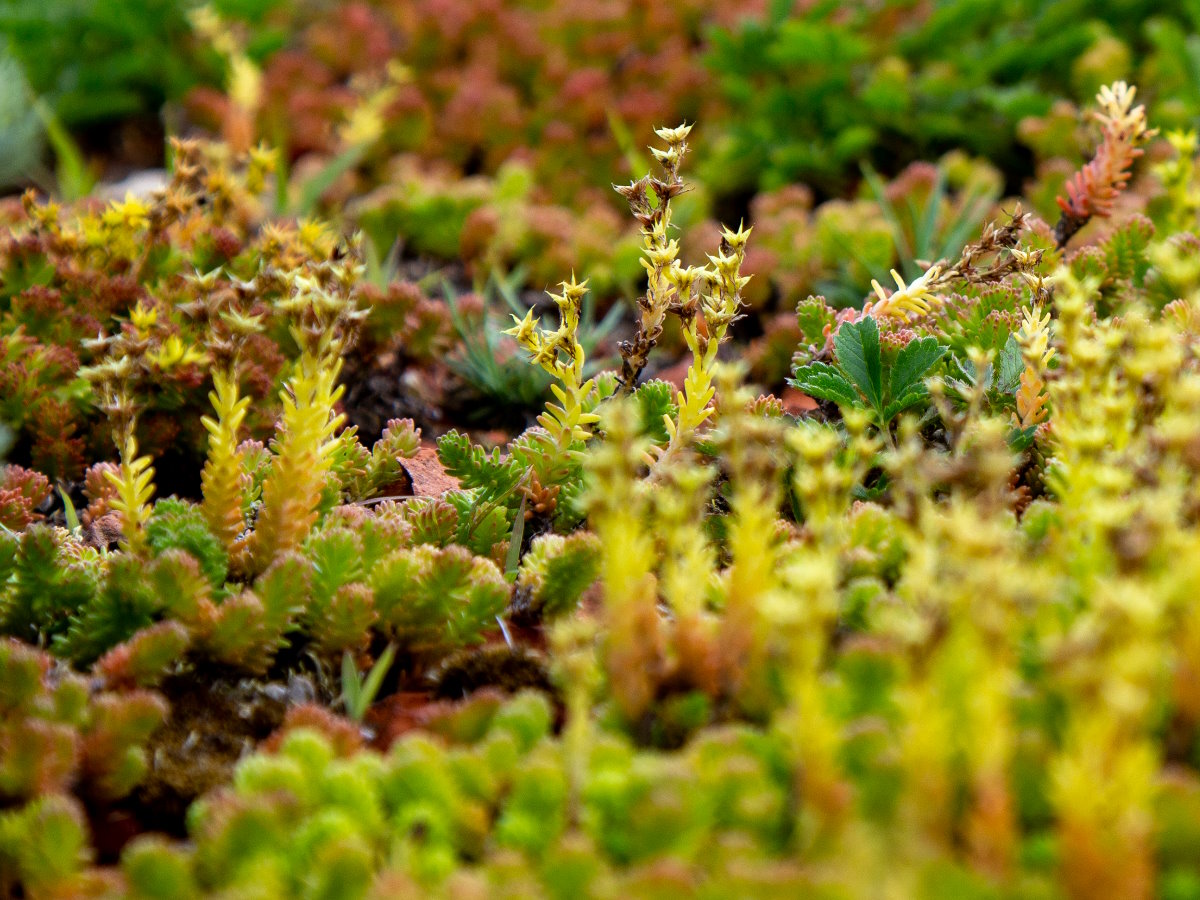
[
  {"x1": 105, "y1": 434, "x2": 155, "y2": 556},
  {"x1": 504, "y1": 276, "x2": 601, "y2": 454},
  {"x1": 247, "y1": 352, "x2": 345, "y2": 574},
  {"x1": 662, "y1": 223, "x2": 753, "y2": 454},
  {"x1": 200, "y1": 369, "x2": 252, "y2": 563}
]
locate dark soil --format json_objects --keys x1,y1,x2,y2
[{"x1": 106, "y1": 671, "x2": 318, "y2": 856}]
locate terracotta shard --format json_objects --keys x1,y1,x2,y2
[
  {"x1": 401, "y1": 445, "x2": 460, "y2": 497},
  {"x1": 781, "y1": 387, "x2": 818, "y2": 414}
]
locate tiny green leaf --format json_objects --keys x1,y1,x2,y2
[
  {"x1": 58, "y1": 487, "x2": 81, "y2": 536},
  {"x1": 341, "y1": 651, "x2": 361, "y2": 719},
  {"x1": 1008, "y1": 424, "x2": 1039, "y2": 452},
  {"x1": 289, "y1": 144, "x2": 367, "y2": 217},
  {"x1": 505, "y1": 489, "x2": 527, "y2": 580}
]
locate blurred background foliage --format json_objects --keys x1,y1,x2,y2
[
  {"x1": 0, "y1": 0, "x2": 1197, "y2": 378},
  {"x1": 703, "y1": 0, "x2": 1200, "y2": 199}
]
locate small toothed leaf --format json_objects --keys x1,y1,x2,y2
[{"x1": 789, "y1": 362, "x2": 861, "y2": 409}]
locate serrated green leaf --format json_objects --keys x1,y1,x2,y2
[
  {"x1": 996, "y1": 334, "x2": 1024, "y2": 394},
  {"x1": 834, "y1": 317, "x2": 883, "y2": 411},
  {"x1": 789, "y1": 362, "x2": 861, "y2": 409},
  {"x1": 884, "y1": 386, "x2": 930, "y2": 421},
  {"x1": 889, "y1": 336, "x2": 946, "y2": 402}
]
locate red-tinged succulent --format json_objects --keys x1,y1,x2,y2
[
  {"x1": 0, "y1": 639, "x2": 166, "y2": 896},
  {"x1": 1054, "y1": 81, "x2": 1156, "y2": 247},
  {"x1": 0, "y1": 466, "x2": 51, "y2": 531}
]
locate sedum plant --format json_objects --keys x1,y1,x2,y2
[
  {"x1": 0, "y1": 147, "x2": 546, "y2": 691},
  {"x1": 0, "y1": 638, "x2": 166, "y2": 897},
  {"x1": 504, "y1": 277, "x2": 603, "y2": 456},
  {"x1": 702, "y1": 1, "x2": 1196, "y2": 199},
  {"x1": 11, "y1": 83, "x2": 1200, "y2": 900}
]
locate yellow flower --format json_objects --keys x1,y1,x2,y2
[
  {"x1": 102, "y1": 194, "x2": 152, "y2": 231},
  {"x1": 129, "y1": 302, "x2": 158, "y2": 337},
  {"x1": 504, "y1": 308, "x2": 540, "y2": 346},
  {"x1": 870, "y1": 266, "x2": 944, "y2": 319},
  {"x1": 148, "y1": 335, "x2": 208, "y2": 370}
]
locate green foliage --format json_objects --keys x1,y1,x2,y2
[
  {"x1": 371, "y1": 545, "x2": 508, "y2": 650},
  {"x1": 441, "y1": 271, "x2": 621, "y2": 423},
  {"x1": 0, "y1": 639, "x2": 165, "y2": 894},
  {"x1": 97, "y1": 621, "x2": 190, "y2": 689},
  {"x1": 515, "y1": 532, "x2": 602, "y2": 620},
  {"x1": 107, "y1": 697, "x2": 823, "y2": 895},
  {"x1": 0, "y1": 525, "x2": 100, "y2": 645},
  {"x1": 7, "y1": 71, "x2": 1200, "y2": 899},
  {"x1": 0, "y1": 49, "x2": 42, "y2": 189},
  {"x1": 438, "y1": 431, "x2": 523, "y2": 503},
  {"x1": 197, "y1": 553, "x2": 307, "y2": 672},
  {"x1": 0, "y1": 0, "x2": 280, "y2": 128},
  {"x1": 0, "y1": 139, "x2": 369, "y2": 483},
  {"x1": 146, "y1": 498, "x2": 228, "y2": 588},
  {"x1": 340, "y1": 644, "x2": 396, "y2": 724},
  {"x1": 703, "y1": 0, "x2": 1198, "y2": 198},
  {"x1": 441, "y1": 277, "x2": 553, "y2": 420},
  {"x1": 0, "y1": 794, "x2": 90, "y2": 894},
  {"x1": 632, "y1": 380, "x2": 679, "y2": 445},
  {"x1": 1067, "y1": 214, "x2": 1158, "y2": 316},
  {"x1": 303, "y1": 528, "x2": 371, "y2": 654},
  {"x1": 795, "y1": 295, "x2": 838, "y2": 354},
  {"x1": 365, "y1": 419, "x2": 421, "y2": 493},
  {"x1": 791, "y1": 316, "x2": 947, "y2": 435},
  {"x1": 55, "y1": 554, "x2": 160, "y2": 666},
  {"x1": 83, "y1": 689, "x2": 171, "y2": 800},
  {"x1": 121, "y1": 837, "x2": 198, "y2": 900}
]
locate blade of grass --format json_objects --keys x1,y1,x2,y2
[
  {"x1": 912, "y1": 166, "x2": 946, "y2": 263},
  {"x1": 289, "y1": 144, "x2": 367, "y2": 218},
  {"x1": 356, "y1": 643, "x2": 396, "y2": 719},
  {"x1": 862, "y1": 162, "x2": 914, "y2": 266},
  {"x1": 505, "y1": 489, "x2": 528, "y2": 580},
  {"x1": 341, "y1": 651, "x2": 361, "y2": 717},
  {"x1": 58, "y1": 486, "x2": 81, "y2": 536},
  {"x1": 606, "y1": 108, "x2": 649, "y2": 177},
  {"x1": 32, "y1": 98, "x2": 93, "y2": 202}
]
